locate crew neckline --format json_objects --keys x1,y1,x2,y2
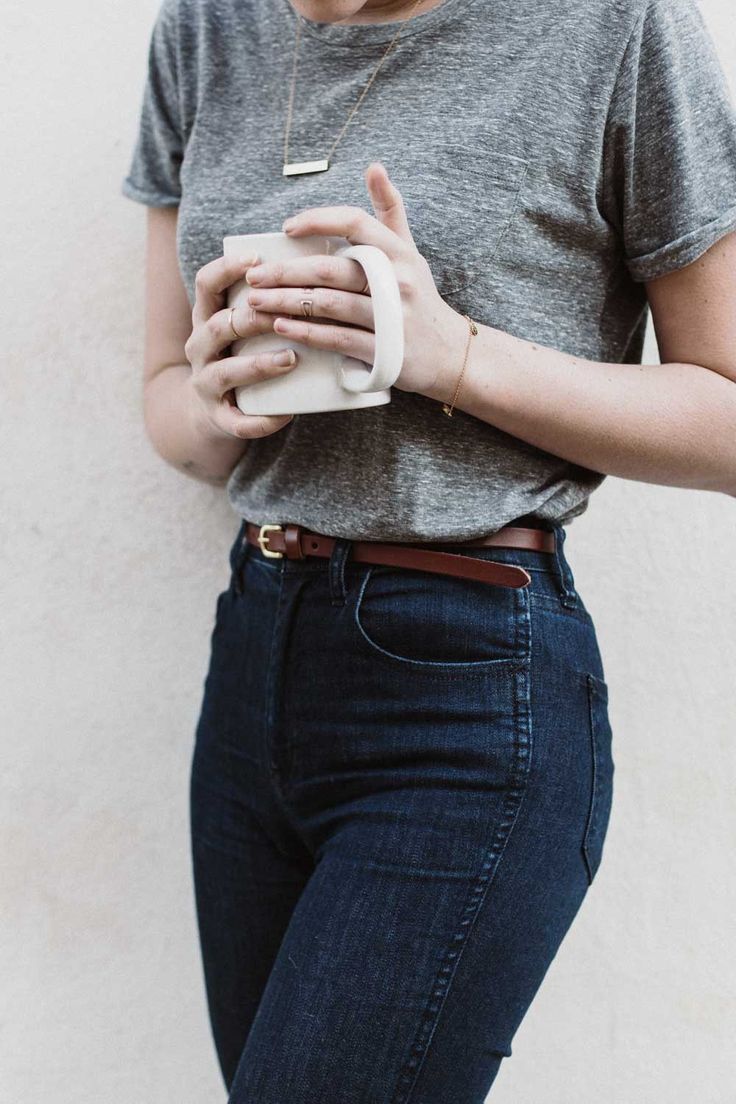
[{"x1": 286, "y1": 0, "x2": 474, "y2": 48}]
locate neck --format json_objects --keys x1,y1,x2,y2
[
  {"x1": 342, "y1": 0, "x2": 426, "y2": 20},
  {"x1": 297, "y1": 0, "x2": 445, "y2": 27}
]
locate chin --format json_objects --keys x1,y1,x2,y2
[{"x1": 289, "y1": 1, "x2": 368, "y2": 22}]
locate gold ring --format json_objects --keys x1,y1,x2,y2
[
  {"x1": 228, "y1": 306, "x2": 243, "y2": 339},
  {"x1": 360, "y1": 277, "x2": 370, "y2": 294},
  {"x1": 300, "y1": 295, "x2": 313, "y2": 319}
]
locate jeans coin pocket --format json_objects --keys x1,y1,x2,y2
[
  {"x1": 353, "y1": 564, "x2": 531, "y2": 671},
  {"x1": 582, "y1": 672, "x2": 615, "y2": 885}
]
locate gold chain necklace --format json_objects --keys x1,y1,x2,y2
[{"x1": 283, "y1": 0, "x2": 427, "y2": 176}]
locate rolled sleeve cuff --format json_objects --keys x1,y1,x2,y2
[{"x1": 627, "y1": 204, "x2": 736, "y2": 282}]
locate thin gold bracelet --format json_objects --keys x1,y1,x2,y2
[{"x1": 441, "y1": 314, "x2": 478, "y2": 417}]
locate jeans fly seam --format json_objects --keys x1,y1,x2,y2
[
  {"x1": 263, "y1": 569, "x2": 290, "y2": 803},
  {"x1": 262, "y1": 578, "x2": 320, "y2": 855},
  {"x1": 389, "y1": 661, "x2": 534, "y2": 1104}
]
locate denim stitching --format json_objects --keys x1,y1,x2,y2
[
  {"x1": 352, "y1": 568, "x2": 532, "y2": 675},
  {"x1": 389, "y1": 659, "x2": 534, "y2": 1104},
  {"x1": 262, "y1": 568, "x2": 287, "y2": 770}
]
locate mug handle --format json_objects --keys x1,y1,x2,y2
[{"x1": 334, "y1": 243, "x2": 405, "y2": 393}]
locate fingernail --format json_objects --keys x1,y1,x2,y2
[
  {"x1": 240, "y1": 253, "x2": 260, "y2": 267},
  {"x1": 273, "y1": 349, "x2": 296, "y2": 365},
  {"x1": 282, "y1": 219, "x2": 297, "y2": 232},
  {"x1": 246, "y1": 266, "x2": 264, "y2": 285}
]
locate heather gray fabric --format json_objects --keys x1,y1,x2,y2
[{"x1": 121, "y1": 0, "x2": 736, "y2": 541}]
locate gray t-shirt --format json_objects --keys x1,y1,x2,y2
[{"x1": 121, "y1": 0, "x2": 736, "y2": 541}]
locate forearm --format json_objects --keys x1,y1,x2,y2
[
  {"x1": 425, "y1": 314, "x2": 736, "y2": 495},
  {"x1": 143, "y1": 364, "x2": 249, "y2": 486}
]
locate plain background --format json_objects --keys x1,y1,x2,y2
[{"x1": 1, "y1": 1, "x2": 734, "y2": 1101}]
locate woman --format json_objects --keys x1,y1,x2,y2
[{"x1": 121, "y1": 0, "x2": 736, "y2": 1099}]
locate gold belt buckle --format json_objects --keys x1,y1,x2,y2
[{"x1": 257, "y1": 523, "x2": 284, "y2": 559}]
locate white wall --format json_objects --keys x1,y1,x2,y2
[{"x1": 1, "y1": 2, "x2": 734, "y2": 1101}]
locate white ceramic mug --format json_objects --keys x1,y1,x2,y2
[{"x1": 223, "y1": 231, "x2": 405, "y2": 415}]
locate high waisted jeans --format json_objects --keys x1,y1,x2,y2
[{"x1": 189, "y1": 519, "x2": 615, "y2": 1103}]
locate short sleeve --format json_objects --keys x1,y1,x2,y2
[
  {"x1": 602, "y1": 0, "x2": 736, "y2": 282},
  {"x1": 121, "y1": 0, "x2": 184, "y2": 207}
]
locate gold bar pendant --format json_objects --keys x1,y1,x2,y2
[{"x1": 283, "y1": 158, "x2": 330, "y2": 176}]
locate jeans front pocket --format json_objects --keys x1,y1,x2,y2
[
  {"x1": 582, "y1": 673, "x2": 615, "y2": 885},
  {"x1": 353, "y1": 563, "x2": 531, "y2": 672}
]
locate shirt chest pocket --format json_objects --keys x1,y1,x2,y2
[{"x1": 393, "y1": 146, "x2": 528, "y2": 309}]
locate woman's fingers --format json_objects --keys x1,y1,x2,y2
[
  {"x1": 195, "y1": 349, "x2": 299, "y2": 403},
  {"x1": 215, "y1": 400, "x2": 295, "y2": 441},
  {"x1": 208, "y1": 352, "x2": 299, "y2": 439},
  {"x1": 246, "y1": 284, "x2": 375, "y2": 330},
  {"x1": 185, "y1": 301, "x2": 272, "y2": 366},
  {"x1": 191, "y1": 252, "x2": 261, "y2": 328},
  {"x1": 186, "y1": 252, "x2": 305, "y2": 442},
  {"x1": 189, "y1": 347, "x2": 301, "y2": 442},
  {"x1": 271, "y1": 315, "x2": 376, "y2": 364},
  {"x1": 281, "y1": 204, "x2": 411, "y2": 261},
  {"x1": 245, "y1": 252, "x2": 369, "y2": 294}
]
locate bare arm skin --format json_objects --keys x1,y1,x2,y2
[
  {"x1": 141, "y1": 206, "x2": 298, "y2": 486},
  {"x1": 422, "y1": 231, "x2": 736, "y2": 496}
]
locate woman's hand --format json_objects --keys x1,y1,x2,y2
[
  {"x1": 242, "y1": 162, "x2": 463, "y2": 398},
  {"x1": 184, "y1": 252, "x2": 302, "y2": 440}
]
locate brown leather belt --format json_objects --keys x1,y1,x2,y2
[{"x1": 243, "y1": 520, "x2": 557, "y2": 590}]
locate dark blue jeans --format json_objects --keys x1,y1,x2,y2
[{"x1": 189, "y1": 519, "x2": 614, "y2": 1103}]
